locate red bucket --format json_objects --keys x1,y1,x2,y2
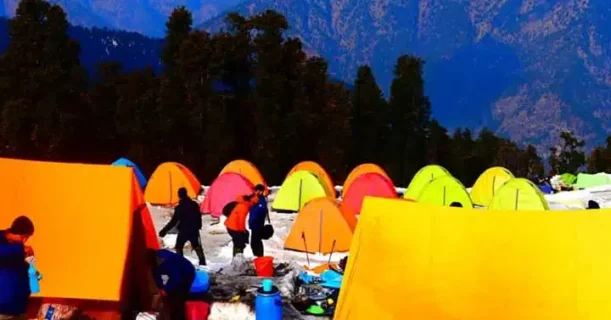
[
  {"x1": 185, "y1": 301, "x2": 210, "y2": 320},
  {"x1": 253, "y1": 256, "x2": 274, "y2": 277}
]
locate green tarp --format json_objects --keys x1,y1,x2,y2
[
  {"x1": 573, "y1": 173, "x2": 611, "y2": 189},
  {"x1": 560, "y1": 173, "x2": 577, "y2": 185}
]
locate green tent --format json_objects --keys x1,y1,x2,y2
[
  {"x1": 272, "y1": 170, "x2": 331, "y2": 212},
  {"x1": 417, "y1": 175, "x2": 473, "y2": 208},
  {"x1": 573, "y1": 173, "x2": 611, "y2": 190},
  {"x1": 404, "y1": 165, "x2": 450, "y2": 200},
  {"x1": 560, "y1": 173, "x2": 577, "y2": 185}
]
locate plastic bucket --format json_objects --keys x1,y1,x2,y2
[
  {"x1": 253, "y1": 256, "x2": 274, "y2": 277},
  {"x1": 185, "y1": 301, "x2": 210, "y2": 320}
]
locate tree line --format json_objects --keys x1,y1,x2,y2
[{"x1": 0, "y1": 0, "x2": 604, "y2": 187}]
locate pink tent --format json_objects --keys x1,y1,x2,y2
[
  {"x1": 342, "y1": 172, "x2": 397, "y2": 214},
  {"x1": 200, "y1": 173, "x2": 255, "y2": 217}
]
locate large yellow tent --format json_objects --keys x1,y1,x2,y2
[
  {"x1": 145, "y1": 162, "x2": 201, "y2": 205},
  {"x1": 284, "y1": 197, "x2": 356, "y2": 254},
  {"x1": 0, "y1": 158, "x2": 158, "y2": 319},
  {"x1": 418, "y1": 175, "x2": 473, "y2": 208},
  {"x1": 272, "y1": 170, "x2": 332, "y2": 212},
  {"x1": 470, "y1": 166, "x2": 514, "y2": 207},
  {"x1": 335, "y1": 197, "x2": 611, "y2": 320},
  {"x1": 342, "y1": 163, "x2": 390, "y2": 196},
  {"x1": 219, "y1": 159, "x2": 267, "y2": 190},
  {"x1": 403, "y1": 165, "x2": 450, "y2": 200},
  {"x1": 489, "y1": 178, "x2": 549, "y2": 211},
  {"x1": 288, "y1": 161, "x2": 336, "y2": 197}
]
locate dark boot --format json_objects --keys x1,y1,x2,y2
[{"x1": 194, "y1": 246, "x2": 206, "y2": 266}]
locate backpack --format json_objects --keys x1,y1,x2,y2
[{"x1": 222, "y1": 201, "x2": 238, "y2": 217}]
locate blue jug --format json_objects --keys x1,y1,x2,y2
[
  {"x1": 28, "y1": 261, "x2": 40, "y2": 294},
  {"x1": 255, "y1": 279, "x2": 282, "y2": 320}
]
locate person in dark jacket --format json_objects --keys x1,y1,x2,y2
[
  {"x1": 159, "y1": 188, "x2": 206, "y2": 266},
  {"x1": 147, "y1": 249, "x2": 195, "y2": 320},
  {"x1": 248, "y1": 185, "x2": 269, "y2": 257},
  {"x1": 0, "y1": 216, "x2": 35, "y2": 319}
]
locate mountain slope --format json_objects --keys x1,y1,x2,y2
[
  {"x1": 200, "y1": 0, "x2": 611, "y2": 150},
  {"x1": 0, "y1": 0, "x2": 244, "y2": 37},
  {"x1": 0, "y1": 17, "x2": 163, "y2": 75}
]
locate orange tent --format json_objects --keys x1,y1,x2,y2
[
  {"x1": 288, "y1": 161, "x2": 336, "y2": 197},
  {"x1": 145, "y1": 162, "x2": 201, "y2": 205},
  {"x1": 342, "y1": 163, "x2": 390, "y2": 196},
  {"x1": 284, "y1": 197, "x2": 356, "y2": 254},
  {"x1": 219, "y1": 159, "x2": 268, "y2": 193},
  {"x1": 0, "y1": 158, "x2": 159, "y2": 319}
]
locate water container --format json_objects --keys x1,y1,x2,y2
[
  {"x1": 253, "y1": 256, "x2": 274, "y2": 277},
  {"x1": 28, "y1": 262, "x2": 40, "y2": 294},
  {"x1": 255, "y1": 281, "x2": 282, "y2": 320}
]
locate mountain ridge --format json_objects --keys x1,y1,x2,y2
[{"x1": 199, "y1": 0, "x2": 611, "y2": 151}]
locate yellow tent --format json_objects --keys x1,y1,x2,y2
[
  {"x1": 403, "y1": 165, "x2": 450, "y2": 200},
  {"x1": 489, "y1": 178, "x2": 549, "y2": 211},
  {"x1": 335, "y1": 198, "x2": 611, "y2": 320},
  {"x1": 272, "y1": 170, "x2": 331, "y2": 212},
  {"x1": 418, "y1": 175, "x2": 473, "y2": 208},
  {"x1": 288, "y1": 161, "x2": 336, "y2": 197},
  {"x1": 470, "y1": 166, "x2": 514, "y2": 207}
]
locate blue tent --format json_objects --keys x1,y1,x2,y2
[{"x1": 111, "y1": 158, "x2": 147, "y2": 190}]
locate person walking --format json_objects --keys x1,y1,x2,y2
[
  {"x1": 147, "y1": 249, "x2": 195, "y2": 320},
  {"x1": 0, "y1": 216, "x2": 35, "y2": 320},
  {"x1": 225, "y1": 194, "x2": 257, "y2": 257},
  {"x1": 248, "y1": 185, "x2": 269, "y2": 257},
  {"x1": 159, "y1": 188, "x2": 207, "y2": 266}
]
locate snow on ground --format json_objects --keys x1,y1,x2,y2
[
  {"x1": 149, "y1": 187, "x2": 347, "y2": 273},
  {"x1": 149, "y1": 184, "x2": 611, "y2": 271}
]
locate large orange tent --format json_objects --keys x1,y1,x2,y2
[
  {"x1": 343, "y1": 172, "x2": 397, "y2": 214},
  {"x1": 342, "y1": 163, "x2": 390, "y2": 196},
  {"x1": 0, "y1": 158, "x2": 159, "y2": 319},
  {"x1": 284, "y1": 197, "x2": 356, "y2": 254},
  {"x1": 219, "y1": 159, "x2": 267, "y2": 191},
  {"x1": 145, "y1": 162, "x2": 201, "y2": 205},
  {"x1": 288, "y1": 161, "x2": 336, "y2": 197}
]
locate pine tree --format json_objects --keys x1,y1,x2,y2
[
  {"x1": 425, "y1": 120, "x2": 452, "y2": 168},
  {"x1": 351, "y1": 65, "x2": 388, "y2": 166},
  {"x1": 387, "y1": 55, "x2": 431, "y2": 185},
  {"x1": 548, "y1": 130, "x2": 586, "y2": 174},
  {"x1": 0, "y1": 0, "x2": 87, "y2": 159}
]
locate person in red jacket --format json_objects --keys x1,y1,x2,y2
[{"x1": 225, "y1": 194, "x2": 257, "y2": 257}]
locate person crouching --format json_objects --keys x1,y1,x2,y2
[
  {"x1": 225, "y1": 194, "x2": 257, "y2": 257},
  {"x1": 147, "y1": 249, "x2": 195, "y2": 320}
]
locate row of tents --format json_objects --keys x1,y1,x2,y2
[
  {"x1": 552, "y1": 172, "x2": 611, "y2": 191},
  {"x1": 115, "y1": 157, "x2": 552, "y2": 214}
]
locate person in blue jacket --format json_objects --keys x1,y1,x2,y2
[
  {"x1": 0, "y1": 216, "x2": 35, "y2": 320},
  {"x1": 147, "y1": 249, "x2": 195, "y2": 320},
  {"x1": 249, "y1": 184, "x2": 269, "y2": 257}
]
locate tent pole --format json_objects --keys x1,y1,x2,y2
[
  {"x1": 515, "y1": 189, "x2": 519, "y2": 210},
  {"x1": 169, "y1": 171, "x2": 173, "y2": 204},
  {"x1": 443, "y1": 186, "x2": 446, "y2": 206},
  {"x1": 301, "y1": 232, "x2": 310, "y2": 266},
  {"x1": 319, "y1": 209, "x2": 323, "y2": 253},
  {"x1": 328, "y1": 240, "x2": 336, "y2": 265},
  {"x1": 298, "y1": 179, "x2": 303, "y2": 211}
]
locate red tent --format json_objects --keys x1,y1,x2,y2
[
  {"x1": 342, "y1": 172, "x2": 397, "y2": 214},
  {"x1": 201, "y1": 173, "x2": 254, "y2": 217}
]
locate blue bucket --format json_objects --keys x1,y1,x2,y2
[
  {"x1": 190, "y1": 270, "x2": 210, "y2": 294},
  {"x1": 255, "y1": 283, "x2": 282, "y2": 320}
]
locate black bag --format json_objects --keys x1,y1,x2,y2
[
  {"x1": 261, "y1": 213, "x2": 274, "y2": 240},
  {"x1": 261, "y1": 224, "x2": 274, "y2": 240},
  {"x1": 222, "y1": 201, "x2": 237, "y2": 217}
]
